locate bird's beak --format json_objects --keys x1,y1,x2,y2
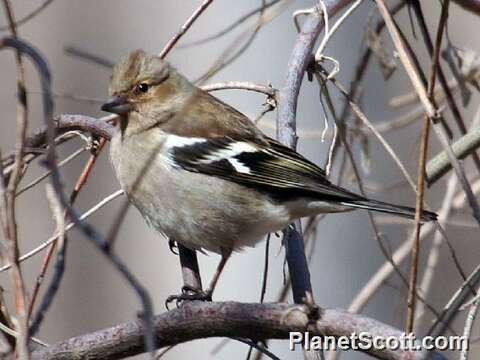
[{"x1": 101, "y1": 95, "x2": 132, "y2": 115}]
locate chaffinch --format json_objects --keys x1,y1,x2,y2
[{"x1": 102, "y1": 50, "x2": 437, "y2": 300}]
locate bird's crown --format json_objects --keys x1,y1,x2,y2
[{"x1": 109, "y1": 49, "x2": 171, "y2": 96}]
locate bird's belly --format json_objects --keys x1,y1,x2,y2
[
  {"x1": 110, "y1": 134, "x2": 291, "y2": 253},
  {"x1": 134, "y1": 170, "x2": 291, "y2": 253}
]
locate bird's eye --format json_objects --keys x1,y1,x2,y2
[{"x1": 137, "y1": 83, "x2": 149, "y2": 93}]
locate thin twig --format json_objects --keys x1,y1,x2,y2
[
  {"x1": 195, "y1": 0, "x2": 286, "y2": 84},
  {"x1": 27, "y1": 139, "x2": 107, "y2": 333},
  {"x1": 180, "y1": 0, "x2": 283, "y2": 48},
  {"x1": 347, "y1": 191, "x2": 457, "y2": 314},
  {"x1": 315, "y1": 0, "x2": 363, "y2": 60},
  {"x1": 429, "y1": 263, "x2": 480, "y2": 338},
  {"x1": 0, "y1": 190, "x2": 124, "y2": 274},
  {"x1": 29, "y1": 183, "x2": 66, "y2": 336},
  {"x1": 1, "y1": 2, "x2": 31, "y2": 356},
  {"x1": 374, "y1": 0, "x2": 480, "y2": 226},
  {"x1": 315, "y1": 72, "x2": 434, "y2": 325},
  {"x1": 411, "y1": 1, "x2": 480, "y2": 178},
  {"x1": 0, "y1": 321, "x2": 47, "y2": 348},
  {"x1": 200, "y1": 81, "x2": 277, "y2": 97},
  {"x1": 426, "y1": 126, "x2": 480, "y2": 184},
  {"x1": 0, "y1": 36, "x2": 156, "y2": 354},
  {"x1": 317, "y1": 67, "x2": 418, "y2": 192},
  {"x1": 406, "y1": 0, "x2": 449, "y2": 334},
  {"x1": 64, "y1": 46, "x2": 114, "y2": 68},
  {"x1": 0, "y1": 0, "x2": 54, "y2": 32},
  {"x1": 414, "y1": 174, "x2": 457, "y2": 326},
  {"x1": 158, "y1": 0, "x2": 215, "y2": 59},
  {"x1": 16, "y1": 147, "x2": 85, "y2": 197},
  {"x1": 460, "y1": 296, "x2": 479, "y2": 360}
]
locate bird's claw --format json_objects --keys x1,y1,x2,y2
[{"x1": 165, "y1": 285, "x2": 212, "y2": 309}]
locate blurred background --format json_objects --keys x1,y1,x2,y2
[{"x1": 1, "y1": 1, "x2": 479, "y2": 359}]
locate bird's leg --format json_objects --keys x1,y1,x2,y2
[
  {"x1": 166, "y1": 243, "x2": 205, "y2": 309},
  {"x1": 204, "y1": 247, "x2": 232, "y2": 299},
  {"x1": 165, "y1": 247, "x2": 231, "y2": 308},
  {"x1": 178, "y1": 243, "x2": 203, "y2": 292}
]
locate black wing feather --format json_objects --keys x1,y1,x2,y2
[
  {"x1": 170, "y1": 136, "x2": 363, "y2": 202},
  {"x1": 170, "y1": 136, "x2": 438, "y2": 221}
]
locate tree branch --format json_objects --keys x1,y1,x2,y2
[
  {"x1": 275, "y1": 0, "x2": 353, "y2": 306},
  {"x1": 31, "y1": 301, "x2": 430, "y2": 360},
  {"x1": 426, "y1": 126, "x2": 480, "y2": 184}
]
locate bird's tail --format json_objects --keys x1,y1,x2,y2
[{"x1": 341, "y1": 198, "x2": 438, "y2": 222}]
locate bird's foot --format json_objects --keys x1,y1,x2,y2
[{"x1": 165, "y1": 285, "x2": 212, "y2": 309}]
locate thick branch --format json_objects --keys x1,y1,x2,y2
[
  {"x1": 26, "y1": 114, "x2": 115, "y2": 147},
  {"x1": 275, "y1": 0, "x2": 353, "y2": 305},
  {"x1": 2, "y1": 115, "x2": 114, "y2": 175},
  {"x1": 31, "y1": 301, "x2": 427, "y2": 360}
]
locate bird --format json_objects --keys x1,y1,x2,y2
[{"x1": 102, "y1": 50, "x2": 437, "y2": 302}]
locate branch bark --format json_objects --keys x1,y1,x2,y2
[
  {"x1": 275, "y1": 0, "x2": 353, "y2": 306},
  {"x1": 31, "y1": 301, "x2": 430, "y2": 360}
]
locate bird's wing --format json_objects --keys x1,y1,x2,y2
[{"x1": 168, "y1": 135, "x2": 363, "y2": 202}]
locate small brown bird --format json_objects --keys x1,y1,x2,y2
[{"x1": 102, "y1": 50, "x2": 436, "y2": 301}]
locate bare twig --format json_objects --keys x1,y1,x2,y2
[
  {"x1": 16, "y1": 148, "x2": 85, "y2": 197},
  {"x1": 275, "y1": 0, "x2": 354, "y2": 306},
  {"x1": 460, "y1": 296, "x2": 479, "y2": 360},
  {"x1": 0, "y1": 35, "x2": 156, "y2": 354},
  {"x1": 429, "y1": 263, "x2": 480, "y2": 338},
  {"x1": 195, "y1": 0, "x2": 286, "y2": 84},
  {"x1": 417, "y1": 111, "x2": 480, "y2": 323},
  {"x1": 426, "y1": 126, "x2": 480, "y2": 184},
  {"x1": 414, "y1": 174, "x2": 457, "y2": 325},
  {"x1": 348, "y1": 100, "x2": 417, "y2": 191},
  {"x1": 64, "y1": 46, "x2": 114, "y2": 68},
  {"x1": 28, "y1": 138, "x2": 108, "y2": 334},
  {"x1": 347, "y1": 191, "x2": 457, "y2": 314},
  {"x1": 315, "y1": 66, "x2": 420, "y2": 198},
  {"x1": 410, "y1": 0, "x2": 480, "y2": 179},
  {"x1": 0, "y1": 0, "x2": 54, "y2": 32},
  {"x1": 276, "y1": 7, "x2": 321, "y2": 306},
  {"x1": 315, "y1": 0, "x2": 363, "y2": 61},
  {"x1": 406, "y1": 0, "x2": 449, "y2": 334},
  {"x1": 374, "y1": 0, "x2": 480, "y2": 225},
  {"x1": 178, "y1": 0, "x2": 282, "y2": 48},
  {"x1": 0, "y1": 321, "x2": 47, "y2": 348},
  {"x1": 4, "y1": 114, "x2": 114, "y2": 164},
  {"x1": 201, "y1": 81, "x2": 277, "y2": 97},
  {"x1": 1, "y1": 2, "x2": 31, "y2": 356},
  {"x1": 158, "y1": 0, "x2": 215, "y2": 59},
  {"x1": 29, "y1": 184, "x2": 66, "y2": 336},
  {"x1": 0, "y1": 190, "x2": 124, "y2": 274},
  {"x1": 1, "y1": 114, "x2": 114, "y2": 185}
]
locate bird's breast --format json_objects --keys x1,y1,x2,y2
[{"x1": 109, "y1": 130, "x2": 292, "y2": 253}]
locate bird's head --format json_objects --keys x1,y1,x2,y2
[{"x1": 102, "y1": 50, "x2": 193, "y2": 120}]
